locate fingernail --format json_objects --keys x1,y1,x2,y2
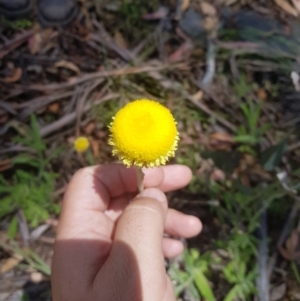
[{"x1": 136, "y1": 188, "x2": 166, "y2": 203}]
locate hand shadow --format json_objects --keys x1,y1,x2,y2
[
  {"x1": 51, "y1": 164, "x2": 143, "y2": 300},
  {"x1": 52, "y1": 239, "x2": 143, "y2": 301}
]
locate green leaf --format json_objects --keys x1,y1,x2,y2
[
  {"x1": 8, "y1": 216, "x2": 18, "y2": 239},
  {"x1": 13, "y1": 154, "x2": 39, "y2": 168},
  {"x1": 234, "y1": 75, "x2": 253, "y2": 98},
  {"x1": 0, "y1": 174, "x2": 8, "y2": 185},
  {"x1": 234, "y1": 135, "x2": 258, "y2": 145},
  {"x1": 260, "y1": 140, "x2": 286, "y2": 171},
  {"x1": 190, "y1": 248, "x2": 200, "y2": 261},
  {"x1": 194, "y1": 269, "x2": 216, "y2": 301},
  {"x1": 223, "y1": 269, "x2": 237, "y2": 283},
  {"x1": 189, "y1": 283, "x2": 201, "y2": 299},
  {"x1": 224, "y1": 285, "x2": 240, "y2": 301},
  {"x1": 184, "y1": 249, "x2": 195, "y2": 271},
  {"x1": 29, "y1": 115, "x2": 45, "y2": 152},
  {"x1": 0, "y1": 197, "x2": 17, "y2": 217},
  {"x1": 26, "y1": 248, "x2": 51, "y2": 276}
]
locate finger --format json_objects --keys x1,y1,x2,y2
[
  {"x1": 163, "y1": 238, "x2": 184, "y2": 258},
  {"x1": 144, "y1": 164, "x2": 192, "y2": 192},
  {"x1": 165, "y1": 209, "x2": 202, "y2": 238},
  {"x1": 57, "y1": 164, "x2": 138, "y2": 239},
  {"x1": 95, "y1": 163, "x2": 192, "y2": 198},
  {"x1": 57, "y1": 166, "x2": 114, "y2": 239},
  {"x1": 56, "y1": 164, "x2": 193, "y2": 261},
  {"x1": 104, "y1": 165, "x2": 192, "y2": 221},
  {"x1": 95, "y1": 188, "x2": 170, "y2": 300},
  {"x1": 61, "y1": 164, "x2": 191, "y2": 232}
]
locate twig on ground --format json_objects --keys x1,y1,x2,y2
[
  {"x1": 40, "y1": 93, "x2": 120, "y2": 137},
  {"x1": 216, "y1": 41, "x2": 259, "y2": 51},
  {"x1": 43, "y1": 127, "x2": 74, "y2": 143},
  {"x1": 155, "y1": 22, "x2": 169, "y2": 63},
  {"x1": 257, "y1": 206, "x2": 269, "y2": 301},
  {"x1": 75, "y1": 79, "x2": 104, "y2": 136},
  {"x1": 25, "y1": 63, "x2": 181, "y2": 91},
  {"x1": 0, "y1": 145, "x2": 35, "y2": 155},
  {"x1": 268, "y1": 171, "x2": 300, "y2": 278},
  {"x1": 132, "y1": 33, "x2": 154, "y2": 57},
  {"x1": 52, "y1": 185, "x2": 66, "y2": 197},
  {"x1": 0, "y1": 101, "x2": 17, "y2": 115},
  {"x1": 39, "y1": 236, "x2": 55, "y2": 244},
  {"x1": 12, "y1": 91, "x2": 74, "y2": 110},
  {"x1": 91, "y1": 20, "x2": 136, "y2": 62},
  {"x1": 171, "y1": 198, "x2": 219, "y2": 210},
  {"x1": 63, "y1": 85, "x2": 83, "y2": 115},
  {"x1": 147, "y1": 70, "x2": 236, "y2": 131},
  {"x1": 240, "y1": 59, "x2": 284, "y2": 71},
  {"x1": 1, "y1": 88, "x2": 24, "y2": 102},
  {"x1": 17, "y1": 91, "x2": 75, "y2": 120},
  {"x1": 17, "y1": 210, "x2": 30, "y2": 248},
  {"x1": 286, "y1": 141, "x2": 300, "y2": 153},
  {"x1": 122, "y1": 78, "x2": 159, "y2": 100},
  {"x1": 187, "y1": 95, "x2": 237, "y2": 132},
  {"x1": 30, "y1": 224, "x2": 51, "y2": 242},
  {"x1": 0, "y1": 29, "x2": 36, "y2": 59},
  {"x1": 201, "y1": 38, "x2": 216, "y2": 87},
  {"x1": 191, "y1": 78, "x2": 224, "y2": 108}
]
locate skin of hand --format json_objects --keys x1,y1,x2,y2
[{"x1": 51, "y1": 164, "x2": 202, "y2": 301}]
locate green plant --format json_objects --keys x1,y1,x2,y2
[
  {"x1": 224, "y1": 260, "x2": 257, "y2": 301},
  {"x1": 118, "y1": 0, "x2": 157, "y2": 43},
  {"x1": 234, "y1": 100, "x2": 270, "y2": 154},
  {"x1": 291, "y1": 260, "x2": 300, "y2": 286},
  {"x1": 234, "y1": 75, "x2": 253, "y2": 99},
  {"x1": 213, "y1": 232, "x2": 258, "y2": 301},
  {"x1": 0, "y1": 115, "x2": 60, "y2": 227},
  {"x1": 170, "y1": 229, "x2": 259, "y2": 301},
  {"x1": 0, "y1": 237, "x2": 51, "y2": 276},
  {"x1": 0, "y1": 170, "x2": 58, "y2": 228},
  {"x1": 233, "y1": 75, "x2": 271, "y2": 154},
  {"x1": 219, "y1": 181, "x2": 286, "y2": 233},
  {"x1": 0, "y1": 16, "x2": 32, "y2": 29},
  {"x1": 173, "y1": 155, "x2": 288, "y2": 300},
  {"x1": 169, "y1": 249, "x2": 217, "y2": 301}
]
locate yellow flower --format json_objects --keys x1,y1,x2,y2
[
  {"x1": 108, "y1": 99, "x2": 179, "y2": 167},
  {"x1": 74, "y1": 137, "x2": 90, "y2": 153}
]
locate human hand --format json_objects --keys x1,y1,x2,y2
[{"x1": 51, "y1": 164, "x2": 202, "y2": 301}]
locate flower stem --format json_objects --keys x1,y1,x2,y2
[{"x1": 136, "y1": 167, "x2": 144, "y2": 193}]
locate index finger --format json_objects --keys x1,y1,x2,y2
[
  {"x1": 61, "y1": 163, "x2": 191, "y2": 216},
  {"x1": 56, "y1": 164, "x2": 191, "y2": 258}
]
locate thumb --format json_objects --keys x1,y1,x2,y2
[
  {"x1": 107, "y1": 188, "x2": 170, "y2": 300},
  {"x1": 114, "y1": 187, "x2": 168, "y2": 251}
]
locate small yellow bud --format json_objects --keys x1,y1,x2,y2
[{"x1": 74, "y1": 137, "x2": 90, "y2": 153}]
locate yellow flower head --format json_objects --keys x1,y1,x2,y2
[
  {"x1": 108, "y1": 99, "x2": 179, "y2": 167},
  {"x1": 74, "y1": 137, "x2": 90, "y2": 153}
]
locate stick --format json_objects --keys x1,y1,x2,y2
[
  {"x1": 256, "y1": 206, "x2": 269, "y2": 301},
  {"x1": 187, "y1": 95, "x2": 237, "y2": 132},
  {"x1": 40, "y1": 93, "x2": 119, "y2": 137},
  {"x1": 25, "y1": 64, "x2": 183, "y2": 91},
  {"x1": 201, "y1": 38, "x2": 216, "y2": 87},
  {"x1": 136, "y1": 167, "x2": 144, "y2": 193},
  {"x1": 75, "y1": 79, "x2": 104, "y2": 136}
]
